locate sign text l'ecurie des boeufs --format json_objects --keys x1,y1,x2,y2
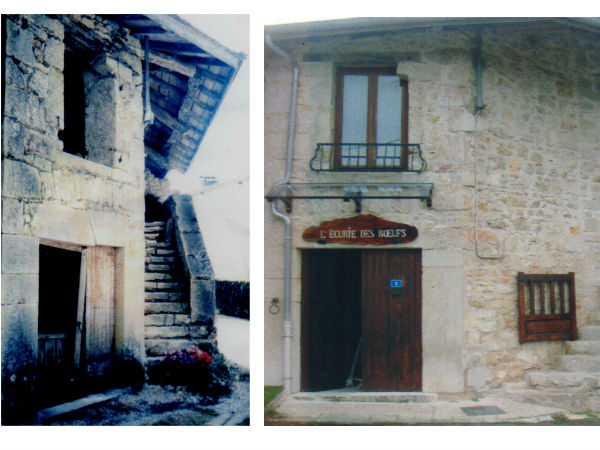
[{"x1": 302, "y1": 214, "x2": 418, "y2": 245}]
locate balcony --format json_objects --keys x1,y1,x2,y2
[{"x1": 310, "y1": 143, "x2": 427, "y2": 173}]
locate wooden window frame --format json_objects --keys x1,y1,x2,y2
[{"x1": 334, "y1": 66, "x2": 408, "y2": 169}]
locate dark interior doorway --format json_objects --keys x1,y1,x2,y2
[
  {"x1": 301, "y1": 249, "x2": 422, "y2": 392},
  {"x1": 38, "y1": 245, "x2": 82, "y2": 372},
  {"x1": 301, "y1": 250, "x2": 362, "y2": 392}
]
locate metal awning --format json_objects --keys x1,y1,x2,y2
[{"x1": 266, "y1": 182, "x2": 433, "y2": 213}]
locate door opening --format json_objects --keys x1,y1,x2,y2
[
  {"x1": 38, "y1": 244, "x2": 82, "y2": 372},
  {"x1": 301, "y1": 249, "x2": 422, "y2": 392}
]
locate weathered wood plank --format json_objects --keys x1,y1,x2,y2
[{"x1": 85, "y1": 247, "x2": 116, "y2": 369}]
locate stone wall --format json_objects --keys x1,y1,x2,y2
[
  {"x1": 2, "y1": 14, "x2": 146, "y2": 375},
  {"x1": 264, "y1": 23, "x2": 600, "y2": 392}
]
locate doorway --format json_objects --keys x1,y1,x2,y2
[
  {"x1": 38, "y1": 244, "x2": 82, "y2": 372},
  {"x1": 301, "y1": 249, "x2": 422, "y2": 392}
]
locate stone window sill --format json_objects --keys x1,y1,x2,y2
[{"x1": 57, "y1": 151, "x2": 113, "y2": 178}]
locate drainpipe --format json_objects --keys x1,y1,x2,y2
[
  {"x1": 143, "y1": 36, "x2": 154, "y2": 124},
  {"x1": 475, "y1": 26, "x2": 486, "y2": 112},
  {"x1": 265, "y1": 32, "x2": 299, "y2": 393}
]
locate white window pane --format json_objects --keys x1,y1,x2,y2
[
  {"x1": 376, "y1": 75, "x2": 402, "y2": 144},
  {"x1": 342, "y1": 75, "x2": 368, "y2": 143}
]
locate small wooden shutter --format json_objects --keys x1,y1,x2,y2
[
  {"x1": 85, "y1": 246, "x2": 116, "y2": 375},
  {"x1": 517, "y1": 272, "x2": 577, "y2": 343}
]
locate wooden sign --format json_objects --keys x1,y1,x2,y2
[{"x1": 302, "y1": 214, "x2": 418, "y2": 245}]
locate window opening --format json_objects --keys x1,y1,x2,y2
[
  {"x1": 335, "y1": 67, "x2": 408, "y2": 169},
  {"x1": 59, "y1": 49, "x2": 90, "y2": 158}
]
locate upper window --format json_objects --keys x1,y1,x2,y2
[
  {"x1": 334, "y1": 67, "x2": 408, "y2": 169},
  {"x1": 59, "y1": 46, "x2": 117, "y2": 168},
  {"x1": 59, "y1": 49, "x2": 89, "y2": 159}
]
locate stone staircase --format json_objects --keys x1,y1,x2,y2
[
  {"x1": 144, "y1": 221, "x2": 211, "y2": 366},
  {"x1": 504, "y1": 324, "x2": 600, "y2": 412}
]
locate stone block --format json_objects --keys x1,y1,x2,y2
[
  {"x1": 5, "y1": 58, "x2": 27, "y2": 90},
  {"x1": 44, "y1": 37, "x2": 64, "y2": 71},
  {"x1": 1, "y1": 234, "x2": 39, "y2": 274},
  {"x1": 46, "y1": 68, "x2": 64, "y2": 129},
  {"x1": 2, "y1": 118, "x2": 25, "y2": 159},
  {"x1": 2, "y1": 198, "x2": 24, "y2": 235},
  {"x1": 423, "y1": 249, "x2": 464, "y2": 268},
  {"x1": 422, "y1": 266, "x2": 464, "y2": 393},
  {"x1": 466, "y1": 367, "x2": 492, "y2": 389},
  {"x1": 1, "y1": 303, "x2": 38, "y2": 373},
  {"x1": 1, "y1": 274, "x2": 38, "y2": 306},
  {"x1": 30, "y1": 204, "x2": 94, "y2": 246},
  {"x1": 190, "y1": 278, "x2": 215, "y2": 324},
  {"x1": 88, "y1": 210, "x2": 129, "y2": 247},
  {"x1": 5, "y1": 18, "x2": 35, "y2": 67}
]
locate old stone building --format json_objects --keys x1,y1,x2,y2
[
  {"x1": 2, "y1": 14, "x2": 243, "y2": 416},
  {"x1": 264, "y1": 18, "x2": 600, "y2": 412}
]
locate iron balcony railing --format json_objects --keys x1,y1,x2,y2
[{"x1": 310, "y1": 143, "x2": 427, "y2": 173}]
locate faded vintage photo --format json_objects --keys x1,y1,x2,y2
[
  {"x1": 264, "y1": 17, "x2": 600, "y2": 425},
  {"x1": 2, "y1": 13, "x2": 249, "y2": 425}
]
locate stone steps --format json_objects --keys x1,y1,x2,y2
[
  {"x1": 526, "y1": 370, "x2": 600, "y2": 390},
  {"x1": 505, "y1": 389, "x2": 599, "y2": 412},
  {"x1": 579, "y1": 325, "x2": 600, "y2": 341},
  {"x1": 556, "y1": 355, "x2": 600, "y2": 372},
  {"x1": 503, "y1": 322, "x2": 600, "y2": 412},
  {"x1": 565, "y1": 340, "x2": 600, "y2": 355},
  {"x1": 144, "y1": 219, "x2": 198, "y2": 364}
]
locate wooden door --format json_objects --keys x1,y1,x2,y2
[
  {"x1": 85, "y1": 246, "x2": 116, "y2": 375},
  {"x1": 361, "y1": 250, "x2": 421, "y2": 391},
  {"x1": 301, "y1": 250, "x2": 362, "y2": 392}
]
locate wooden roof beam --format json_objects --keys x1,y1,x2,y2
[
  {"x1": 148, "y1": 14, "x2": 244, "y2": 69},
  {"x1": 152, "y1": 104, "x2": 186, "y2": 133},
  {"x1": 148, "y1": 50, "x2": 196, "y2": 78}
]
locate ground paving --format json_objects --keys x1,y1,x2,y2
[{"x1": 267, "y1": 391, "x2": 598, "y2": 425}]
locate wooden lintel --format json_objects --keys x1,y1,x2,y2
[{"x1": 148, "y1": 50, "x2": 196, "y2": 78}]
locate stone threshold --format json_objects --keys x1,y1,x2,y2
[
  {"x1": 292, "y1": 389, "x2": 438, "y2": 403},
  {"x1": 37, "y1": 387, "x2": 132, "y2": 423}
]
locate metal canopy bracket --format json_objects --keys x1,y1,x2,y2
[{"x1": 266, "y1": 182, "x2": 434, "y2": 213}]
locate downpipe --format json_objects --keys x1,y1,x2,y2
[{"x1": 265, "y1": 32, "x2": 299, "y2": 393}]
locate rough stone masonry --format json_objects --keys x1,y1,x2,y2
[{"x1": 264, "y1": 20, "x2": 600, "y2": 396}]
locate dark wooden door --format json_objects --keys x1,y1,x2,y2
[
  {"x1": 301, "y1": 250, "x2": 362, "y2": 392},
  {"x1": 361, "y1": 250, "x2": 421, "y2": 391}
]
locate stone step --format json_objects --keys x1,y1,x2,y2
[
  {"x1": 144, "y1": 314, "x2": 191, "y2": 327},
  {"x1": 144, "y1": 302, "x2": 189, "y2": 314},
  {"x1": 144, "y1": 232, "x2": 160, "y2": 241},
  {"x1": 566, "y1": 340, "x2": 600, "y2": 355},
  {"x1": 146, "y1": 263, "x2": 175, "y2": 273},
  {"x1": 145, "y1": 256, "x2": 176, "y2": 264},
  {"x1": 145, "y1": 339, "x2": 203, "y2": 357},
  {"x1": 145, "y1": 221, "x2": 166, "y2": 227},
  {"x1": 145, "y1": 326, "x2": 191, "y2": 339},
  {"x1": 579, "y1": 325, "x2": 600, "y2": 341},
  {"x1": 526, "y1": 370, "x2": 600, "y2": 390},
  {"x1": 144, "y1": 272, "x2": 177, "y2": 282},
  {"x1": 292, "y1": 391, "x2": 438, "y2": 403},
  {"x1": 145, "y1": 281, "x2": 185, "y2": 292},
  {"x1": 505, "y1": 389, "x2": 600, "y2": 412},
  {"x1": 155, "y1": 248, "x2": 177, "y2": 256},
  {"x1": 556, "y1": 355, "x2": 600, "y2": 372},
  {"x1": 145, "y1": 291, "x2": 185, "y2": 302}
]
